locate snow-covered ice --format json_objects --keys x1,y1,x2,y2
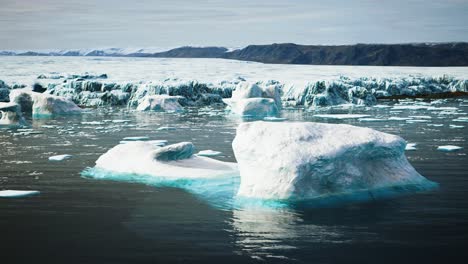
[
  {"x1": 0, "y1": 102, "x2": 27, "y2": 127},
  {"x1": 9, "y1": 89, "x2": 82, "y2": 116},
  {"x1": 232, "y1": 121, "x2": 435, "y2": 200},
  {"x1": 93, "y1": 141, "x2": 238, "y2": 178}
]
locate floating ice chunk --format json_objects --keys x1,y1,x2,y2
[
  {"x1": 405, "y1": 143, "x2": 417, "y2": 151},
  {"x1": 392, "y1": 105, "x2": 429, "y2": 110},
  {"x1": 197, "y1": 150, "x2": 222, "y2": 157},
  {"x1": 406, "y1": 119, "x2": 430, "y2": 123},
  {"x1": 157, "y1": 126, "x2": 176, "y2": 131},
  {"x1": 10, "y1": 89, "x2": 81, "y2": 116},
  {"x1": 449, "y1": 124, "x2": 465, "y2": 129},
  {"x1": 122, "y1": 136, "x2": 149, "y2": 141},
  {"x1": 229, "y1": 98, "x2": 278, "y2": 117},
  {"x1": 453, "y1": 117, "x2": 468, "y2": 123},
  {"x1": 93, "y1": 141, "x2": 238, "y2": 178},
  {"x1": 41, "y1": 125, "x2": 56, "y2": 129},
  {"x1": 81, "y1": 121, "x2": 104, "y2": 125},
  {"x1": 232, "y1": 121, "x2": 435, "y2": 200},
  {"x1": 0, "y1": 102, "x2": 27, "y2": 127},
  {"x1": 0, "y1": 190, "x2": 40, "y2": 198},
  {"x1": 314, "y1": 114, "x2": 370, "y2": 119},
  {"x1": 136, "y1": 95, "x2": 184, "y2": 112},
  {"x1": 112, "y1": 119, "x2": 131, "y2": 123},
  {"x1": 372, "y1": 105, "x2": 392, "y2": 108},
  {"x1": 359, "y1": 118, "x2": 386, "y2": 122},
  {"x1": 48, "y1": 154, "x2": 72, "y2": 161},
  {"x1": 263, "y1": 116, "x2": 287, "y2": 122},
  {"x1": 388, "y1": 117, "x2": 412, "y2": 121},
  {"x1": 427, "y1": 124, "x2": 443, "y2": 127},
  {"x1": 409, "y1": 115, "x2": 432, "y2": 119},
  {"x1": 149, "y1": 140, "x2": 168, "y2": 146},
  {"x1": 437, "y1": 145, "x2": 463, "y2": 152}
]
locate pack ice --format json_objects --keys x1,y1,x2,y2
[
  {"x1": 232, "y1": 121, "x2": 435, "y2": 200},
  {"x1": 93, "y1": 141, "x2": 238, "y2": 178},
  {"x1": 9, "y1": 89, "x2": 82, "y2": 116}
]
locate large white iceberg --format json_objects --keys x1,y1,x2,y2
[
  {"x1": 136, "y1": 95, "x2": 184, "y2": 112},
  {"x1": 232, "y1": 121, "x2": 435, "y2": 200},
  {"x1": 9, "y1": 89, "x2": 82, "y2": 116},
  {"x1": 227, "y1": 82, "x2": 282, "y2": 116},
  {"x1": 0, "y1": 102, "x2": 27, "y2": 127},
  {"x1": 94, "y1": 141, "x2": 238, "y2": 178}
]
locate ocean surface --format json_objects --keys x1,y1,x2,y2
[{"x1": 1, "y1": 57, "x2": 468, "y2": 263}]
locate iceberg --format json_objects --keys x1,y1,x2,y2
[
  {"x1": 228, "y1": 98, "x2": 279, "y2": 117},
  {"x1": 9, "y1": 89, "x2": 82, "y2": 116},
  {"x1": 92, "y1": 141, "x2": 238, "y2": 178},
  {"x1": 0, "y1": 102, "x2": 27, "y2": 127},
  {"x1": 227, "y1": 82, "x2": 282, "y2": 117},
  {"x1": 136, "y1": 95, "x2": 184, "y2": 112},
  {"x1": 405, "y1": 143, "x2": 417, "y2": 151},
  {"x1": 0, "y1": 190, "x2": 40, "y2": 198},
  {"x1": 232, "y1": 121, "x2": 436, "y2": 201}
]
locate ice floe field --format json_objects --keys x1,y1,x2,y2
[{"x1": 1, "y1": 57, "x2": 468, "y2": 263}]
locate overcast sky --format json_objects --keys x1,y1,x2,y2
[{"x1": 1, "y1": 0, "x2": 467, "y2": 50}]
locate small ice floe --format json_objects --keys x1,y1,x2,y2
[
  {"x1": 48, "y1": 154, "x2": 72, "y2": 161},
  {"x1": 0, "y1": 190, "x2": 40, "y2": 198},
  {"x1": 81, "y1": 121, "x2": 104, "y2": 125},
  {"x1": 427, "y1": 124, "x2": 444, "y2": 127},
  {"x1": 359, "y1": 118, "x2": 386, "y2": 122},
  {"x1": 449, "y1": 124, "x2": 465, "y2": 129},
  {"x1": 406, "y1": 119, "x2": 430, "y2": 123},
  {"x1": 157, "y1": 126, "x2": 176, "y2": 131},
  {"x1": 112, "y1": 119, "x2": 131, "y2": 123},
  {"x1": 388, "y1": 117, "x2": 413, "y2": 121},
  {"x1": 150, "y1": 140, "x2": 168, "y2": 146},
  {"x1": 405, "y1": 143, "x2": 417, "y2": 151},
  {"x1": 313, "y1": 114, "x2": 370, "y2": 119},
  {"x1": 197, "y1": 150, "x2": 222, "y2": 157},
  {"x1": 372, "y1": 104, "x2": 392, "y2": 108},
  {"x1": 41, "y1": 125, "x2": 56, "y2": 129},
  {"x1": 409, "y1": 115, "x2": 432, "y2": 119},
  {"x1": 453, "y1": 117, "x2": 468, "y2": 123},
  {"x1": 437, "y1": 145, "x2": 463, "y2": 152},
  {"x1": 391, "y1": 105, "x2": 428, "y2": 110},
  {"x1": 263, "y1": 116, "x2": 287, "y2": 122},
  {"x1": 122, "y1": 136, "x2": 149, "y2": 141}
]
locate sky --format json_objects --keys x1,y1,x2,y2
[{"x1": 0, "y1": 0, "x2": 467, "y2": 50}]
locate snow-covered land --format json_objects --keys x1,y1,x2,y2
[
  {"x1": 232, "y1": 121, "x2": 436, "y2": 200},
  {"x1": 0, "y1": 57, "x2": 467, "y2": 110}
]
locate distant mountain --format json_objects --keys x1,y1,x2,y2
[
  {"x1": 2, "y1": 43, "x2": 468, "y2": 66},
  {"x1": 223, "y1": 43, "x2": 468, "y2": 66}
]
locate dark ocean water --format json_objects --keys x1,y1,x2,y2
[{"x1": 1, "y1": 99, "x2": 467, "y2": 264}]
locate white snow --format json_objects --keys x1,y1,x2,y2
[
  {"x1": 48, "y1": 154, "x2": 72, "y2": 161},
  {"x1": 232, "y1": 121, "x2": 433, "y2": 200},
  {"x1": 0, "y1": 190, "x2": 40, "y2": 198},
  {"x1": 437, "y1": 145, "x2": 463, "y2": 152},
  {"x1": 94, "y1": 141, "x2": 238, "y2": 178}
]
